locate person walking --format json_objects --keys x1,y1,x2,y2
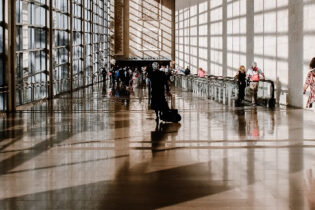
[
  {"x1": 101, "y1": 67, "x2": 107, "y2": 83},
  {"x1": 303, "y1": 57, "x2": 315, "y2": 108},
  {"x1": 246, "y1": 62, "x2": 265, "y2": 106},
  {"x1": 235, "y1": 65, "x2": 247, "y2": 105},
  {"x1": 110, "y1": 67, "x2": 116, "y2": 88},
  {"x1": 148, "y1": 62, "x2": 171, "y2": 122}
]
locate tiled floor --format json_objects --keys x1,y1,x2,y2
[{"x1": 1, "y1": 83, "x2": 315, "y2": 210}]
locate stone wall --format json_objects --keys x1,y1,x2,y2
[{"x1": 175, "y1": 0, "x2": 315, "y2": 108}]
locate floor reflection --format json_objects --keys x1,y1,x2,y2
[
  {"x1": 0, "y1": 85, "x2": 315, "y2": 209},
  {"x1": 151, "y1": 122, "x2": 181, "y2": 154}
]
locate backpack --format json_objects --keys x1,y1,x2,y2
[{"x1": 115, "y1": 70, "x2": 120, "y2": 78}]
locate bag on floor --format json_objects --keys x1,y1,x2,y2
[{"x1": 160, "y1": 109, "x2": 181, "y2": 123}]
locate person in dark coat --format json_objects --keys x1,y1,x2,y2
[
  {"x1": 148, "y1": 62, "x2": 171, "y2": 121},
  {"x1": 184, "y1": 66, "x2": 191, "y2": 76},
  {"x1": 235, "y1": 65, "x2": 247, "y2": 105},
  {"x1": 101, "y1": 67, "x2": 107, "y2": 84},
  {"x1": 109, "y1": 67, "x2": 116, "y2": 88}
]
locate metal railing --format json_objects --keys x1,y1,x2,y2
[{"x1": 174, "y1": 75, "x2": 275, "y2": 107}]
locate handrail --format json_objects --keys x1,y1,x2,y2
[{"x1": 174, "y1": 74, "x2": 275, "y2": 107}]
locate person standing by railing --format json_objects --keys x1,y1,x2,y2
[
  {"x1": 303, "y1": 57, "x2": 315, "y2": 108},
  {"x1": 246, "y1": 62, "x2": 265, "y2": 106},
  {"x1": 198, "y1": 67, "x2": 206, "y2": 78},
  {"x1": 235, "y1": 65, "x2": 246, "y2": 105},
  {"x1": 184, "y1": 66, "x2": 191, "y2": 76}
]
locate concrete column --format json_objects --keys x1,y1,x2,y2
[
  {"x1": 207, "y1": 0, "x2": 211, "y2": 75},
  {"x1": 222, "y1": 0, "x2": 227, "y2": 77},
  {"x1": 171, "y1": 0, "x2": 176, "y2": 61},
  {"x1": 196, "y1": 1, "x2": 199, "y2": 70},
  {"x1": 123, "y1": 0, "x2": 129, "y2": 58},
  {"x1": 288, "y1": 0, "x2": 303, "y2": 108},
  {"x1": 246, "y1": 0, "x2": 254, "y2": 69},
  {"x1": 7, "y1": 0, "x2": 16, "y2": 112}
]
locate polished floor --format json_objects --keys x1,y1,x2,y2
[{"x1": 1, "y1": 83, "x2": 315, "y2": 210}]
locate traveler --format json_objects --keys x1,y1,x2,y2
[
  {"x1": 234, "y1": 65, "x2": 246, "y2": 104},
  {"x1": 303, "y1": 57, "x2": 315, "y2": 108},
  {"x1": 115, "y1": 67, "x2": 120, "y2": 87},
  {"x1": 110, "y1": 67, "x2": 116, "y2": 88},
  {"x1": 132, "y1": 68, "x2": 139, "y2": 88},
  {"x1": 101, "y1": 67, "x2": 107, "y2": 84},
  {"x1": 184, "y1": 66, "x2": 191, "y2": 76},
  {"x1": 148, "y1": 62, "x2": 171, "y2": 122},
  {"x1": 246, "y1": 62, "x2": 265, "y2": 106},
  {"x1": 159, "y1": 65, "x2": 165, "y2": 72},
  {"x1": 198, "y1": 67, "x2": 206, "y2": 78}
]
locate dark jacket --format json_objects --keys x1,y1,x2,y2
[
  {"x1": 148, "y1": 70, "x2": 170, "y2": 111},
  {"x1": 184, "y1": 68, "x2": 191, "y2": 75}
]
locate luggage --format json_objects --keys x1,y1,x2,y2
[
  {"x1": 160, "y1": 109, "x2": 181, "y2": 123},
  {"x1": 160, "y1": 94, "x2": 181, "y2": 123}
]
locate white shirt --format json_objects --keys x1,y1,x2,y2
[{"x1": 247, "y1": 67, "x2": 263, "y2": 81}]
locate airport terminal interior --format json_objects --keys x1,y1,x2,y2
[{"x1": 1, "y1": 0, "x2": 315, "y2": 209}]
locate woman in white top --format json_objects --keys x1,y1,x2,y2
[{"x1": 303, "y1": 57, "x2": 315, "y2": 108}]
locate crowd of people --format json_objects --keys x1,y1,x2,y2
[
  {"x1": 102, "y1": 62, "x2": 179, "y2": 122},
  {"x1": 102, "y1": 56, "x2": 315, "y2": 109},
  {"x1": 104, "y1": 64, "x2": 176, "y2": 90}
]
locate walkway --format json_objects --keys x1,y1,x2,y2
[{"x1": 0, "y1": 83, "x2": 314, "y2": 210}]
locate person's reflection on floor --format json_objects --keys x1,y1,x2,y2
[
  {"x1": 267, "y1": 110, "x2": 275, "y2": 135},
  {"x1": 304, "y1": 169, "x2": 315, "y2": 210},
  {"x1": 102, "y1": 82, "x2": 107, "y2": 96},
  {"x1": 110, "y1": 85, "x2": 131, "y2": 108},
  {"x1": 246, "y1": 109, "x2": 260, "y2": 141},
  {"x1": 151, "y1": 122, "x2": 181, "y2": 156},
  {"x1": 235, "y1": 109, "x2": 246, "y2": 137}
]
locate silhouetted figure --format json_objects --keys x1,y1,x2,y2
[
  {"x1": 148, "y1": 62, "x2": 171, "y2": 122},
  {"x1": 101, "y1": 67, "x2": 107, "y2": 87},
  {"x1": 184, "y1": 66, "x2": 191, "y2": 76},
  {"x1": 235, "y1": 65, "x2": 246, "y2": 105}
]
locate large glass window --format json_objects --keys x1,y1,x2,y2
[
  {"x1": 85, "y1": 0, "x2": 93, "y2": 86},
  {"x1": 0, "y1": 0, "x2": 110, "y2": 110},
  {"x1": 16, "y1": 0, "x2": 48, "y2": 105},
  {"x1": 73, "y1": 0, "x2": 84, "y2": 89},
  {"x1": 53, "y1": 0, "x2": 70, "y2": 95}
]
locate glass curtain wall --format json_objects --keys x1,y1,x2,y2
[
  {"x1": 9, "y1": 0, "x2": 110, "y2": 109},
  {"x1": 0, "y1": 0, "x2": 7, "y2": 111},
  {"x1": 16, "y1": 0, "x2": 48, "y2": 105},
  {"x1": 72, "y1": 0, "x2": 84, "y2": 89},
  {"x1": 53, "y1": 0, "x2": 70, "y2": 95},
  {"x1": 104, "y1": 0, "x2": 110, "y2": 71},
  {"x1": 93, "y1": 1, "x2": 103, "y2": 81},
  {"x1": 85, "y1": 0, "x2": 93, "y2": 86}
]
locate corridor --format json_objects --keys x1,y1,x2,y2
[{"x1": 0, "y1": 85, "x2": 314, "y2": 210}]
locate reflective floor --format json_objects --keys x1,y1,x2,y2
[{"x1": 1, "y1": 83, "x2": 315, "y2": 210}]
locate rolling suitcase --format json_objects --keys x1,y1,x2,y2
[{"x1": 160, "y1": 94, "x2": 181, "y2": 122}]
